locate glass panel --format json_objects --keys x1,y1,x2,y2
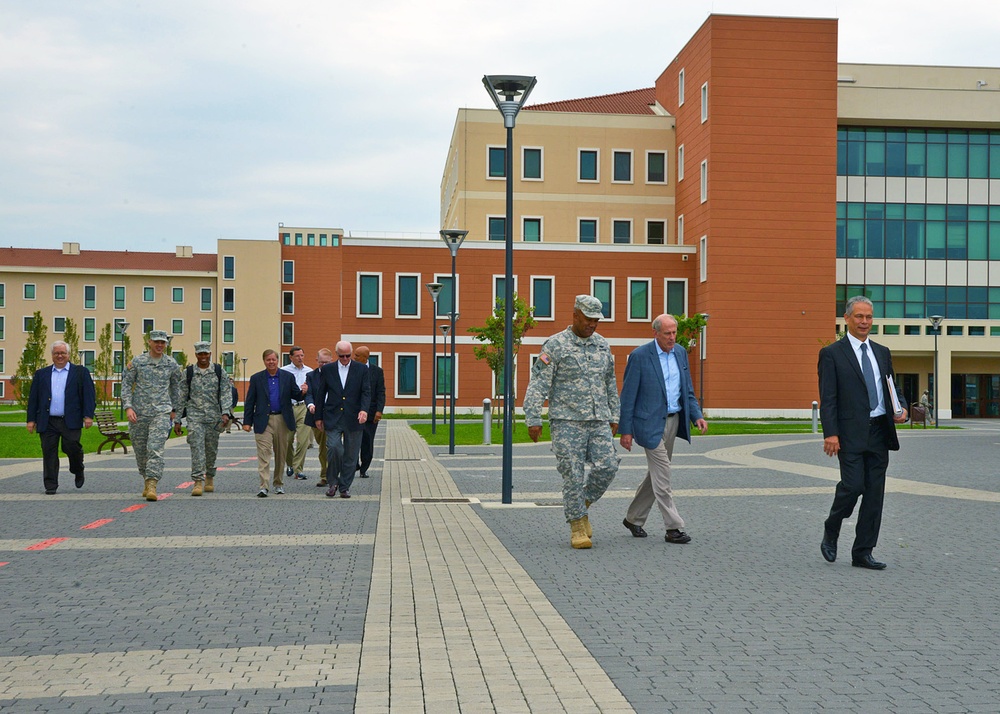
[
  {"x1": 647, "y1": 152, "x2": 665, "y2": 182},
  {"x1": 437, "y1": 277, "x2": 454, "y2": 317},
  {"x1": 398, "y1": 276, "x2": 418, "y2": 315},
  {"x1": 593, "y1": 280, "x2": 612, "y2": 318},
  {"x1": 533, "y1": 278, "x2": 552, "y2": 318},
  {"x1": 488, "y1": 217, "x2": 505, "y2": 241},
  {"x1": 523, "y1": 219, "x2": 541, "y2": 242},
  {"x1": 613, "y1": 152, "x2": 631, "y2": 181},
  {"x1": 647, "y1": 221, "x2": 665, "y2": 244},
  {"x1": 360, "y1": 276, "x2": 380, "y2": 315},
  {"x1": 488, "y1": 147, "x2": 505, "y2": 178},
  {"x1": 666, "y1": 280, "x2": 685, "y2": 316},
  {"x1": 523, "y1": 148, "x2": 541, "y2": 179},
  {"x1": 613, "y1": 221, "x2": 631, "y2": 244},
  {"x1": 629, "y1": 281, "x2": 649, "y2": 320},
  {"x1": 580, "y1": 150, "x2": 597, "y2": 180},
  {"x1": 398, "y1": 356, "x2": 417, "y2": 395},
  {"x1": 579, "y1": 219, "x2": 597, "y2": 243}
]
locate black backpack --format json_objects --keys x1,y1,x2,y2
[{"x1": 182, "y1": 364, "x2": 224, "y2": 417}]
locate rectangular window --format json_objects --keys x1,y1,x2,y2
[
  {"x1": 282, "y1": 260, "x2": 294, "y2": 284},
  {"x1": 53, "y1": 317, "x2": 66, "y2": 333},
  {"x1": 307, "y1": 233, "x2": 315, "y2": 246},
  {"x1": 223, "y1": 287, "x2": 235, "y2": 312},
  {"x1": 80, "y1": 350, "x2": 94, "y2": 370},
  {"x1": 488, "y1": 216, "x2": 506, "y2": 241},
  {"x1": 114, "y1": 318, "x2": 126, "y2": 341},
  {"x1": 113, "y1": 351, "x2": 124, "y2": 375},
  {"x1": 531, "y1": 277, "x2": 554, "y2": 320},
  {"x1": 701, "y1": 82, "x2": 709, "y2": 123},
  {"x1": 114, "y1": 286, "x2": 125, "y2": 310},
  {"x1": 84, "y1": 285, "x2": 96, "y2": 309},
  {"x1": 700, "y1": 235, "x2": 708, "y2": 282},
  {"x1": 700, "y1": 159, "x2": 708, "y2": 203},
  {"x1": 579, "y1": 149, "x2": 599, "y2": 181},
  {"x1": 222, "y1": 352, "x2": 234, "y2": 374},
  {"x1": 397, "y1": 354, "x2": 419, "y2": 397},
  {"x1": 84, "y1": 317, "x2": 95, "y2": 342},
  {"x1": 368, "y1": 353, "x2": 380, "y2": 370},
  {"x1": 488, "y1": 146, "x2": 506, "y2": 178},
  {"x1": 0, "y1": 283, "x2": 4, "y2": 307},
  {"x1": 282, "y1": 291, "x2": 294, "y2": 315},
  {"x1": 613, "y1": 150, "x2": 633, "y2": 182},
  {"x1": 677, "y1": 214, "x2": 685, "y2": 245},
  {"x1": 647, "y1": 220, "x2": 666, "y2": 245},
  {"x1": 223, "y1": 319, "x2": 235, "y2": 343},
  {"x1": 435, "y1": 355, "x2": 450, "y2": 397},
  {"x1": 24, "y1": 283, "x2": 36, "y2": 300},
  {"x1": 665, "y1": 279, "x2": 686, "y2": 316},
  {"x1": 281, "y1": 322, "x2": 293, "y2": 345},
  {"x1": 436, "y1": 275, "x2": 456, "y2": 317},
  {"x1": 0, "y1": 349, "x2": 3, "y2": 374},
  {"x1": 493, "y1": 276, "x2": 518, "y2": 306},
  {"x1": 54, "y1": 284, "x2": 66, "y2": 301},
  {"x1": 579, "y1": 219, "x2": 598, "y2": 244},
  {"x1": 647, "y1": 151, "x2": 666, "y2": 183},
  {"x1": 281, "y1": 233, "x2": 290, "y2": 245},
  {"x1": 172, "y1": 287, "x2": 183, "y2": 303},
  {"x1": 24, "y1": 316, "x2": 35, "y2": 332},
  {"x1": 677, "y1": 145, "x2": 685, "y2": 181},
  {"x1": 359, "y1": 274, "x2": 381, "y2": 316},
  {"x1": 613, "y1": 219, "x2": 632, "y2": 244},
  {"x1": 396, "y1": 274, "x2": 419, "y2": 317},
  {"x1": 201, "y1": 288, "x2": 212, "y2": 311},
  {"x1": 201, "y1": 320, "x2": 212, "y2": 342},
  {"x1": 171, "y1": 319, "x2": 183, "y2": 335},
  {"x1": 628, "y1": 279, "x2": 651, "y2": 321},
  {"x1": 142, "y1": 318, "x2": 154, "y2": 335},
  {"x1": 522, "y1": 147, "x2": 542, "y2": 180},
  {"x1": 295, "y1": 233, "x2": 303, "y2": 246},
  {"x1": 0, "y1": 316, "x2": 4, "y2": 340},
  {"x1": 223, "y1": 255, "x2": 235, "y2": 280},
  {"x1": 319, "y1": 234, "x2": 328, "y2": 246},
  {"x1": 592, "y1": 279, "x2": 614, "y2": 320},
  {"x1": 523, "y1": 217, "x2": 542, "y2": 242},
  {"x1": 143, "y1": 286, "x2": 155, "y2": 302},
  {"x1": 678, "y1": 68, "x2": 685, "y2": 105}
]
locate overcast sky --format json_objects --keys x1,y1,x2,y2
[{"x1": 2, "y1": 0, "x2": 998, "y2": 254}]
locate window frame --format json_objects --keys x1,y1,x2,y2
[
  {"x1": 578, "y1": 218, "x2": 599, "y2": 244},
  {"x1": 395, "y1": 353, "x2": 421, "y2": 399},
  {"x1": 664, "y1": 278, "x2": 688, "y2": 317},
  {"x1": 143, "y1": 286, "x2": 155, "y2": 303},
  {"x1": 282, "y1": 260, "x2": 294, "y2": 284},
  {"x1": 487, "y1": 215, "x2": 506, "y2": 242},
  {"x1": 701, "y1": 82, "x2": 709, "y2": 123},
  {"x1": 358, "y1": 272, "x2": 383, "y2": 318},
  {"x1": 612, "y1": 219, "x2": 633, "y2": 245},
  {"x1": 114, "y1": 285, "x2": 126, "y2": 310},
  {"x1": 612, "y1": 149, "x2": 634, "y2": 184},
  {"x1": 487, "y1": 145, "x2": 506, "y2": 179},
  {"x1": 281, "y1": 322, "x2": 293, "y2": 346},
  {"x1": 578, "y1": 148, "x2": 600, "y2": 183},
  {"x1": 84, "y1": 285, "x2": 97, "y2": 310},
  {"x1": 222, "y1": 287, "x2": 235, "y2": 312},
  {"x1": 646, "y1": 150, "x2": 667, "y2": 184},
  {"x1": 492, "y1": 275, "x2": 519, "y2": 308},
  {"x1": 678, "y1": 68, "x2": 685, "y2": 106},
  {"x1": 700, "y1": 235, "x2": 708, "y2": 282},
  {"x1": 171, "y1": 287, "x2": 183, "y2": 303},
  {"x1": 282, "y1": 291, "x2": 294, "y2": 315},
  {"x1": 53, "y1": 316, "x2": 66, "y2": 333},
  {"x1": 395, "y1": 273, "x2": 421, "y2": 319},
  {"x1": 200, "y1": 287, "x2": 212, "y2": 312},
  {"x1": 522, "y1": 216, "x2": 543, "y2": 242},
  {"x1": 23, "y1": 283, "x2": 36, "y2": 301},
  {"x1": 591, "y1": 277, "x2": 615, "y2": 321},
  {"x1": 171, "y1": 319, "x2": 183, "y2": 336},
  {"x1": 677, "y1": 144, "x2": 685, "y2": 181},
  {"x1": 223, "y1": 255, "x2": 236, "y2": 280},
  {"x1": 53, "y1": 284, "x2": 67, "y2": 301},
  {"x1": 530, "y1": 276, "x2": 555, "y2": 321},
  {"x1": 434, "y1": 274, "x2": 458, "y2": 318},
  {"x1": 646, "y1": 219, "x2": 667, "y2": 245},
  {"x1": 141, "y1": 318, "x2": 154, "y2": 335},
  {"x1": 700, "y1": 159, "x2": 708, "y2": 203},
  {"x1": 84, "y1": 317, "x2": 96, "y2": 342},
  {"x1": 627, "y1": 278, "x2": 652, "y2": 322},
  {"x1": 201, "y1": 319, "x2": 212, "y2": 343},
  {"x1": 223, "y1": 319, "x2": 235, "y2": 344},
  {"x1": 521, "y1": 146, "x2": 543, "y2": 181},
  {"x1": 677, "y1": 214, "x2": 685, "y2": 245}
]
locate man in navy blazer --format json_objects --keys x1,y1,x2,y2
[
  {"x1": 618, "y1": 315, "x2": 707, "y2": 544},
  {"x1": 305, "y1": 348, "x2": 334, "y2": 488},
  {"x1": 26, "y1": 341, "x2": 97, "y2": 494},
  {"x1": 243, "y1": 349, "x2": 305, "y2": 497},
  {"x1": 819, "y1": 295, "x2": 907, "y2": 570},
  {"x1": 315, "y1": 340, "x2": 371, "y2": 498}
]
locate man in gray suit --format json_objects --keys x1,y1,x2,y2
[{"x1": 618, "y1": 314, "x2": 707, "y2": 544}]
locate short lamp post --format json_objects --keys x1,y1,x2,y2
[
  {"x1": 439, "y1": 323, "x2": 451, "y2": 443},
  {"x1": 426, "y1": 282, "x2": 444, "y2": 434},
  {"x1": 440, "y1": 230, "x2": 467, "y2": 455},
  {"x1": 118, "y1": 321, "x2": 130, "y2": 420},
  {"x1": 928, "y1": 315, "x2": 944, "y2": 428},
  {"x1": 699, "y1": 313, "x2": 709, "y2": 407},
  {"x1": 483, "y1": 73, "x2": 536, "y2": 505}
]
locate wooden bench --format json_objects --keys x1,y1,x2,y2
[{"x1": 94, "y1": 409, "x2": 131, "y2": 454}]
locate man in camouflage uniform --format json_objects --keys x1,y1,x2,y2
[
  {"x1": 524, "y1": 295, "x2": 621, "y2": 549},
  {"x1": 122, "y1": 329, "x2": 182, "y2": 502},
  {"x1": 173, "y1": 342, "x2": 233, "y2": 496}
]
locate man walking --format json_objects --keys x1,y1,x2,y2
[
  {"x1": 281, "y1": 346, "x2": 313, "y2": 481},
  {"x1": 314, "y1": 341, "x2": 371, "y2": 499},
  {"x1": 306, "y1": 348, "x2": 334, "y2": 488},
  {"x1": 26, "y1": 341, "x2": 97, "y2": 495},
  {"x1": 174, "y1": 342, "x2": 233, "y2": 496},
  {"x1": 243, "y1": 349, "x2": 305, "y2": 497},
  {"x1": 618, "y1": 315, "x2": 707, "y2": 544},
  {"x1": 353, "y1": 345, "x2": 385, "y2": 478}
]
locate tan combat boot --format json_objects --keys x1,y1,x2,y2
[
  {"x1": 582, "y1": 514, "x2": 592, "y2": 538},
  {"x1": 141, "y1": 479, "x2": 152, "y2": 500},
  {"x1": 570, "y1": 518, "x2": 592, "y2": 549},
  {"x1": 144, "y1": 479, "x2": 158, "y2": 502},
  {"x1": 204, "y1": 477, "x2": 214, "y2": 493},
  {"x1": 191, "y1": 480, "x2": 204, "y2": 497}
]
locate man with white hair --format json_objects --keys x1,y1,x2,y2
[{"x1": 314, "y1": 340, "x2": 371, "y2": 499}]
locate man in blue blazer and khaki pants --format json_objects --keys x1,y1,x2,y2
[
  {"x1": 26, "y1": 340, "x2": 97, "y2": 495},
  {"x1": 618, "y1": 314, "x2": 707, "y2": 544}
]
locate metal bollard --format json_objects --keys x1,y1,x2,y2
[
  {"x1": 812, "y1": 401, "x2": 819, "y2": 433},
  {"x1": 483, "y1": 399, "x2": 492, "y2": 445}
]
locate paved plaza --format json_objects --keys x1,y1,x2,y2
[{"x1": 1, "y1": 418, "x2": 999, "y2": 713}]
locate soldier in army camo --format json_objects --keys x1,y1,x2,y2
[
  {"x1": 524, "y1": 295, "x2": 621, "y2": 549},
  {"x1": 173, "y1": 342, "x2": 233, "y2": 496},
  {"x1": 122, "y1": 329, "x2": 182, "y2": 502}
]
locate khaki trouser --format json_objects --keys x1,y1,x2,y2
[
  {"x1": 255, "y1": 414, "x2": 290, "y2": 491},
  {"x1": 625, "y1": 413, "x2": 685, "y2": 530},
  {"x1": 285, "y1": 402, "x2": 312, "y2": 475}
]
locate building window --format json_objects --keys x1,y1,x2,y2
[
  {"x1": 319, "y1": 234, "x2": 328, "y2": 246},
  {"x1": 282, "y1": 291, "x2": 294, "y2": 315},
  {"x1": 142, "y1": 318, "x2": 154, "y2": 335},
  {"x1": 493, "y1": 276, "x2": 518, "y2": 306},
  {"x1": 678, "y1": 69, "x2": 685, "y2": 105},
  {"x1": 295, "y1": 233, "x2": 303, "y2": 246},
  {"x1": 368, "y1": 353, "x2": 380, "y2": 369},
  {"x1": 677, "y1": 145, "x2": 685, "y2": 181},
  {"x1": 114, "y1": 319, "x2": 126, "y2": 341},
  {"x1": 53, "y1": 317, "x2": 66, "y2": 333},
  {"x1": 612, "y1": 219, "x2": 632, "y2": 244},
  {"x1": 488, "y1": 146, "x2": 506, "y2": 178},
  {"x1": 396, "y1": 354, "x2": 419, "y2": 397},
  {"x1": 201, "y1": 288, "x2": 212, "y2": 311},
  {"x1": 281, "y1": 322, "x2": 293, "y2": 345},
  {"x1": 54, "y1": 284, "x2": 66, "y2": 301},
  {"x1": 677, "y1": 214, "x2": 685, "y2": 245},
  {"x1": 172, "y1": 287, "x2": 183, "y2": 303},
  {"x1": 700, "y1": 236, "x2": 708, "y2": 282},
  {"x1": 80, "y1": 350, "x2": 94, "y2": 370},
  {"x1": 592, "y1": 278, "x2": 614, "y2": 319},
  {"x1": 24, "y1": 283, "x2": 36, "y2": 300},
  {"x1": 579, "y1": 149, "x2": 599, "y2": 182},
  {"x1": 222, "y1": 352, "x2": 234, "y2": 374},
  {"x1": 396, "y1": 274, "x2": 419, "y2": 317},
  {"x1": 613, "y1": 150, "x2": 633, "y2": 183},
  {"x1": 307, "y1": 233, "x2": 316, "y2": 246},
  {"x1": 281, "y1": 233, "x2": 290, "y2": 245},
  {"x1": 531, "y1": 277, "x2": 554, "y2": 320},
  {"x1": 523, "y1": 217, "x2": 542, "y2": 242},
  {"x1": 171, "y1": 319, "x2": 183, "y2": 335},
  {"x1": 522, "y1": 147, "x2": 543, "y2": 180},
  {"x1": 24, "y1": 316, "x2": 35, "y2": 332},
  {"x1": 647, "y1": 151, "x2": 666, "y2": 183},
  {"x1": 84, "y1": 285, "x2": 96, "y2": 309},
  {"x1": 700, "y1": 159, "x2": 708, "y2": 203},
  {"x1": 488, "y1": 216, "x2": 506, "y2": 241},
  {"x1": 223, "y1": 255, "x2": 235, "y2": 280},
  {"x1": 359, "y1": 274, "x2": 381, "y2": 317},
  {"x1": 665, "y1": 279, "x2": 687, "y2": 316},
  {"x1": 436, "y1": 275, "x2": 456, "y2": 317},
  {"x1": 143, "y1": 286, "x2": 155, "y2": 302},
  {"x1": 628, "y1": 279, "x2": 651, "y2": 321},
  {"x1": 223, "y1": 319, "x2": 235, "y2": 343},
  {"x1": 84, "y1": 318, "x2": 95, "y2": 342},
  {"x1": 223, "y1": 287, "x2": 235, "y2": 312},
  {"x1": 0, "y1": 316, "x2": 4, "y2": 340},
  {"x1": 114, "y1": 286, "x2": 125, "y2": 310},
  {"x1": 0, "y1": 283, "x2": 4, "y2": 307},
  {"x1": 647, "y1": 220, "x2": 666, "y2": 245},
  {"x1": 579, "y1": 219, "x2": 598, "y2": 244},
  {"x1": 434, "y1": 355, "x2": 450, "y2": 398},
  {"x1": 701, "y1": 82, "x2": 709, "y2": 123},
  {"x1": 201, "y1": 320, "x2": 212, "y2": 342},
  {"x1": 282, "y1": 261, "x2": 294, "y2": 284}
]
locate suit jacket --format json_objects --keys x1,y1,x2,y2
[
  {"x1": 367, "y1": 363, "x2": 386, "y2": 414},
  {"x1": 244, "y1": 369, "x2": 304, "y2": 434},
  {"x1": 618, "y1": 341, "x2": 703, "y2": 450},
  {"x1": 27, "y1": 363, "x2": 97, "y2": 432},
  {"x1": 818, "y1": 336, "x2": 902, "y2": 452},
  {"x1": 315, "y1": 360, "x2": 372, "y2": 432},
  {"x1": 303, "y1": 369, "x2": 324, "y2": 428}
]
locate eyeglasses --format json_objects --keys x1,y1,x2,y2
[{"x1": 337, "y1": 353, "x2": 352, "y2": 359}]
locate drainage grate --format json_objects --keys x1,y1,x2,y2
[
  {"x1": 409, "y1": 497, "x2": 472, "y2": 504},
  {"x1": 534, "y1": 501, "x2": 563, "y2": 507}
]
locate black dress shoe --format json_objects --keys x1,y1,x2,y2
[
  {"x1": 622, "y1": 518, "x2": 648, "y2": 538},
  {"x1": 75, "y1": 472, "x2": 85, "y2": 489},
  {"x1": 852, "y1": 554, "x2": 887, "y2": 570},
  {"x1": 665, "y1": 529, "x2": 692, "y2": 544},
  {"x1": 821, "y1": 536, "x2": 837, "y2": 563},
  {"x1": 340, "y1": 490, "x2": 351, "y2": 499},
  {"x1": 45, "y1": 489, "x2": 57, "y2": 495},
  {"x1": 359, "y1": 472, "x2": 369, "y2": 478}
]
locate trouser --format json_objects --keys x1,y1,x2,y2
[
  {"x1": 285, "y1": 403, "x2": 312, "y2": 474},
  {"x1": 358, "y1": 417, "x2": 380, "y2": 474},
  {"x1": 130, "y1": 413, "x2": 172, "y2": 482},
  {"x1": 626, "y1": 414, "x2": 685, "y2": 530},
  {"x1": 312, "y1": 426, "x2": 328, "y2": 480},
  {"x1": 40, "y1": 417, "x2": 84, "y2": 492},
  {"x1": 326, "y1": 425, "x2": 363, "y2": 492},
  {"x1": 255, "y1": 414, "x2": 290, "y2": 491},
  {"x1": 187, "y1": 419, "x2": 222, "y2": 481},
  {"x1": 825, "y1": 420, "x2": 890, "y2": 559},
  {"x1": 550, "y1": 419, "x2": 620, "y2": 522}
]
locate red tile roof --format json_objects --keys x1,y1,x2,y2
[
  {"x1": 0, "y1": 247, "x2": 217, "y2": 272},
  {"x1": 525, "y1": 87, "x2": 658, "y2": 115}
]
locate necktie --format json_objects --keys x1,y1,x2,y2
[{"x1": 860, "y1": 343, "x2": 879, "y2": 411}]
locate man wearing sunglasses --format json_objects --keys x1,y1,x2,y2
[{"x1": 314, "y1": 341, "x2": 371, "y2": 499}]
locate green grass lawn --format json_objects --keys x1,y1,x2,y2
[{"x1": 0, "y1": 421, "x2": 184, "y2": 459}]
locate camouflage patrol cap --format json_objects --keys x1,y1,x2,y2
[
  {"x1": 149, "y1": 330, "x2": 170, "y2": 342},
  {"x1": 194, "y1": 341, "x2": 212, "y2": 354},
  {"x1": 574, "y1": 295, "x2": 604, "y2": 319}
]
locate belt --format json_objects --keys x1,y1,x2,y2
[
  {"x1": 869, "y1": 416, "x2": 884, "y2": 426},
  {"x1": 292, "y1": 400, "x2": 303, "y2": 405},
  {"x1": 667, "y1": 411, "x2": 680, "y2": 416},
  {"x1": 269, "y1": 411, "x2": 282, "y2": 415}
]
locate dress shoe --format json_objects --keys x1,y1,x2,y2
[
  {"x1": 75, "y1": 472, "x2": 85, "y2": 489},
  {"x1": 45, "y1": 489, "x2": 57, "y2": 495},
  {"x1": 286, "y1": 467, "x2": 293, "y2": 478},
  {"x1": 340, "y1": 490, "x2": 351, "y2": 499},
  {"x1": 325, "y1": 487, "x2": 339, "y2": 498},
  {"x1": 622, "y1": 518, "x2": 648, "y2": 538},
  {"x1": 316, "y1": 480, "x2": 328, "y2": 487},
  {"x1": 359, "y1": 471, "x2": 369, "y2": 478},
  {"x1": 665, "y1": 529, "x2": 692, "y2": 544},
  {"x1": 852, "y1": 554, "x2": 887, "y2": 570},
  {"x1": 821, "y1": 536, "x2": 837, "y2": 563}
]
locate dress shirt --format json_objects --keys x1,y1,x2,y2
[
  {"x1": 49, "y1": 365, "x2": 69, "y2": 417},
  {"x1": 267, "y1": 373, "x2": 281, "y2": 413},
  {"x1": 281, "y1": 363, "x2": 312, "y2": 404},
  {"x1": 655, "y1": 342, "x2": 681, "y2": 413},
  {"x1": 338, "y1": 361, "x2": 350, "y2": 388},
  {"x1": 846, "y1": 333, "x2": 886, "y2": 417}
]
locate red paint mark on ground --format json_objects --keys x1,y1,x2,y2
[
  {"x1": 81, "y1": 519, "x2": 114, "y2": 530},
  {"x1": 178, "y1": 481, "x2": 195, "y2": 489},
  {"x1": 0, "y1": 562, "x2": 9, "y2": 567},
  {"x1": 26, "y1": 538, "x2": 69, "y2": 551},
  {"x1": 121, "y1": 504, "x2": 147, "y2": 513},
  {"x1": 218, "y1": 457, "x2": 255, "y2": 471},
  {"x1": 156, "y1": 492, "x2": 173, "y2": 500}
]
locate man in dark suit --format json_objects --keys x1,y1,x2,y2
[
  {"x1": 305, "y1": 348, "x2": 334, "y2": 488},
  {"x1": 353, "y1": 345, "x2": 385, "y2": 479},
  {"x1": 819, "y1": 295, "x2": 907, "y2": 570},
  {"x1": 618, "y1": 315, "x2": 708, "y2": 544},
  {"x1": 26, "y1": 341, "x2": 97, "y2": 495},
  {"x1": 315, "y1": 340, "x2": 371, "y2": 499},
  {"x1": 243, "y1": 349, "x2": 305, "y2": 497}
]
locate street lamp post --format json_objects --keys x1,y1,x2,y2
[
  {"x1": 118, "y1": 321, "x2": 130, "y2": 420},
  {"x1": 426, "y1": 283, "x2": 444, "y2": 434},
  {"x1": 699, "y1": 313, "x2": 709, "y2": 407},
  {"x1": 440, "y1": 231, "x2": 467, "y2": 456},
  {"x1": 928, "y1": 315, "x2": 944, "y2": 428},
  {"x1": 439, "y1": 323, "x2": 451, "y2": 443},
  {"x1": 241, "y1": 357, "x2": 248, "y2": 405},
  {"x1": 483, "y1": 73, "x2": 536, "y2": 505}
]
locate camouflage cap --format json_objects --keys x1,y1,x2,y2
[
  {"x1": 574, "y1": 294, "x2": 604, "y2": 319},
  {"x1": 149, "y1": 329, "x2": 170, "y2": 342},
  {"x1": 194, "y1": 341, "x2": 212, "y2": 354}
]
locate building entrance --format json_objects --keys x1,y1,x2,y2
[{"x1": 951, "y1": 374, "x2": 1000, "y2": 418}]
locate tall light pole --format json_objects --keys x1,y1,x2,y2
[
  {"x1": 699, "y1": 313, "x2": 709, "y2": 407},
  {"x1": 483, "y1": 73, "x2": 537, "y2": 505},
  {"x1": 426, "y1": 282, "x2": 444, "y2": 433},
  {"x1": 928, "y1": 315, "x2": 944, "y2": 428},
  {"x1": 241, "y1": 357, "x2": 248, "y2": 404},
  {"x1": 118, "y1": 321, "x2": 130, "y2": 420},
  {"x1": 439, "y1": 227, "x2": 467, "y2": 456},
  {"x1": 439, "y1": 323, "x2": 451, "y2": 443}
]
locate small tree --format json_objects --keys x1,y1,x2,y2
[
  {"x1": 11, "y1": 311, "x2": 48, "y2": 408},
  {"x1": 674, "y1": 313, "x2": 708, "y2": 351},
  {"x1": 94, "y1": 323, "x2": 115, "y2": 406},
  {"x1": 468, "y1": 293, "x2": 537, "y2": 426},
  {"x1": 63, "y1": 317, "x2": 81, "y2": 365}
]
